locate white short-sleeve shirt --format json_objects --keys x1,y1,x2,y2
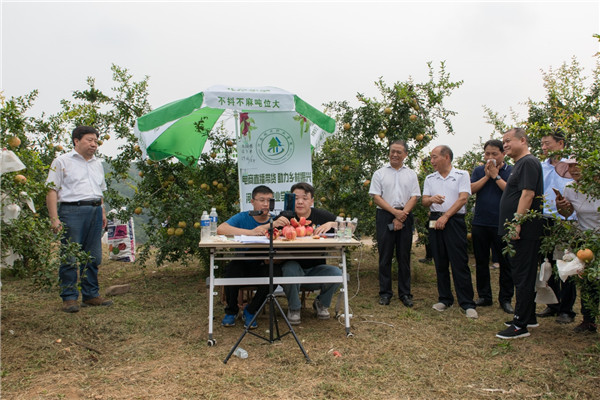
[
  {"x1": 423, "y1": 167, "x2": 471, "y2": 214},
  {"x1": 369, "y1": 164, "x2": 421, "y2": 209},
  {"x1": 46, "y1": 150, "x2": 107, "y2": 202},
  {"x1": 563, "y1": 183, "x2": 600, "y2": 231}
]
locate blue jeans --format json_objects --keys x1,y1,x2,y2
[
  {"x1": 58, "y1": 204, "x2": 104, "y2": 301},
  {"x1": 281, "y1": 261, "x2": 342, "y2": 311}
]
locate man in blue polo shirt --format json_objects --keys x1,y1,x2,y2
[
  {"x1": 470, "y1": 139, "x2": 514, "y2": 314},
  {"x1": 216, "y1": 185, "x2": 289, "y2": 329}
]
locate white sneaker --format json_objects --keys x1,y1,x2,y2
[
  {"x1": 287, "y1": 309, "x2": 301, "y2": 325},
  {"x1": 313, "y1": 299, "x2": 330, "y2": 320},
  {"x1": 432, "y1": 302, "x2": 448, "y2": 312},
  {"x1": 465, "y1": 308, "x2": 478, "y2": 319}
]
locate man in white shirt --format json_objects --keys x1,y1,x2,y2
[
  {"x1": 422, "y1": 145, "x2": 477, "y2": 319},
  {"x1": 369, "y1": 141, "x2": 421, "y2": 307},
  {"x1": 537, "y1": 130, "x2": 577, "y2": 323},
  {"x1": 47, "y1": 126, "x2": 111, "y2": 313}
]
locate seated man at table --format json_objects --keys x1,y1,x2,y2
[
  {"x1": 281, "y1": 182, "x2": 342, "y2": 325},
  {"x1": 216, "y1": 185, "x2": 289, "y2": 329}
]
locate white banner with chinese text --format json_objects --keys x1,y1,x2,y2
[
  {"x1": 204, "y1": 85, "x2": 294, "y2": 112},
  {"x1": 237, "y1": 111, "x2": 312, "y2": 211}
]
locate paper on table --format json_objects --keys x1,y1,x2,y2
[{"x1": 234, "y1": 235, "x2": 270, "y2": 244}]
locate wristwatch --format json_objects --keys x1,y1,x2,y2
[{"x1": 494, "y1": 175, "x2": 501, "y2": 181}]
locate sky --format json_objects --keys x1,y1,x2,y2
[{"x1": 2, "y1": 1, "x2": 599, "y2": 159}]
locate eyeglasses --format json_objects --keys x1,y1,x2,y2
[{"x1": 252, "y1": 197, "x2": 273, "y2": 203}]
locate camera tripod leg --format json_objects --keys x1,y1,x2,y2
[
  {"x1": 223, "y1": 214, "x2": 310, "y2": 364},
  {"x1": 223, "y1": 293, "x2": 311, "y2": 363},
  {"x1": 270, "y1": 294, "x2": 311, "y2": 362}
]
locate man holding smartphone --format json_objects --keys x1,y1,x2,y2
[
  {"x1": 369, "y1": 141, "x2": 421, "y2": 307},
  {"x1": 537, "y1": 130, "x2": 577, "y2": 324}
]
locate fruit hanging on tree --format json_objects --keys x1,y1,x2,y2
[
  {"x1": 7, "y1": 136, "x2": 21, "y2": 148},
  {"x1": 576, "y1": 248, "x2": 594, "y2": 262}
]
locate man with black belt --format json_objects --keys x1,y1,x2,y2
[
  {"x1": 47, "y1": 126, "x2": 112, "y2": 313},
  {"x1": 496, "y1": 128, "x2": 544, "y2": 339},
  {"x1": 470, "y1": 139, "x2": 515, "y2": 314},
  {"x1": 422, "y1": 145, "x2": 478, "y2": 319},
  {"x1": 369, "y1": 140, "x2": 421, "y2": 307}
]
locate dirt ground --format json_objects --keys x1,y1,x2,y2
[{"x1": 1, "y1": 242, "x2": 599, "y2": 399}]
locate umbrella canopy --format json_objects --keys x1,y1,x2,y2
[{"x1": 134, "y1": 85, "x2": 336, "y2": 165}]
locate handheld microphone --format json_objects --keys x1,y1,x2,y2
[{"x1": 249, "y1": 198, "x2": 276, "y2": 217}]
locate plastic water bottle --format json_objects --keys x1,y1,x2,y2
[
  {"x1": 201, "y1": 211, "x2": 210, "y2": 242},
  {"x1": 336, "y1": 217, "x2": 345, "y2": 240},
  {"x1": 350, "y1": 217, "x2": 358, "y2": 234},
  {"x1": 344, "y1": 217, "x2": 352, "y2": 239},
  {"x1": 209, "y1": 207, "x2": 218, "y2": 238},
  {"x1": 234, "y1": 347, "x2": 248, "y2": 359}
]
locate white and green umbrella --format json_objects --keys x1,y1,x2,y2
[{"x1": 134, "y1": 85, "x2": 336, "y2": 165}]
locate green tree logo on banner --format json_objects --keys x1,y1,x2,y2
[
  {"x1": 256, "y1": 127, "x2": 294, "y2": 165},
  {"x1": 268, "y1": 136, "x2": 283, "y2": 154}
]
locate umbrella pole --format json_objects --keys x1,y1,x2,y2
[
  {"x1": 234, "y1": 110, "x2": 240, "y2": 140},
  {"x1": 234, "y1": 110, "x2": 245, "y2": 210}
]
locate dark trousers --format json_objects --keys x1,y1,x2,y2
[
  {"x1": 471, "y1": 224, "x2": 514, "y2": 303},
  {"x1": 429, "y1": 214, "x2": 475, "y2": 310},
  {"x1": 544, "y1": 261, "x2": 577, "y2": 317},
  {"x1": 376, "y1": 209, "x2": 414, "y2": 299},
  {"x1": 580, "y1": 278, "x2": 600, "y2": 323},
  {"x1": 507, "y1": 238, "x2": 540, "y2": 328},
  {"x1": 224, "y1": 260, "x2": 281, "y2": 315},
  {"x1": 425, "y1": 243, "x2": 433, "y2": 259},
  {"x1": 491, "y1": 246, "x2": 500, "y2": 264},
  {"x1": 540, "y1": 218, "x2": 576, "y2": 316}
]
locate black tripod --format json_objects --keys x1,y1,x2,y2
[{"x1": 223, "y1": 215, "x2": 311, "y2": 363}]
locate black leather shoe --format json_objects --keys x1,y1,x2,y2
[
  {"x1": 536, "y1": 307, "x2": 557, "y2": 318},
  {"x1": 475, "y1": 298, "x2": 493, "y2": 307},
  {"x1": 574, "y1": 321, "x2": 597, "y2": 333},
  {"x1": 556, "y1": 313, "x2": 574, "y2": 324},
  {"x1": 379, "y1": 296, "x2": 391, "y2": 305},
  {"x1": 500, "y1": 302, "x2": 514, "y2": 314},
  {"x1": 400, "y1": 295, "x2": 413, "y2": 308}
]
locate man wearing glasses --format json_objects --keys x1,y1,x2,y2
[{"x1": 217, "y1": 185, "x2": 289, "y2": 329}]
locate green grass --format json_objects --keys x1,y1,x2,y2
[{"x1": 2, "y1": 243, "x2": 600, "y2": 399}]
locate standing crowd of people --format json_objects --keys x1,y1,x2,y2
[
  {"x1": 368, "y1": 128, "x2": 597, "y2": 339},
  {"x1": 48, "y1": 125, "x2": 597, "y2": 341}
]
